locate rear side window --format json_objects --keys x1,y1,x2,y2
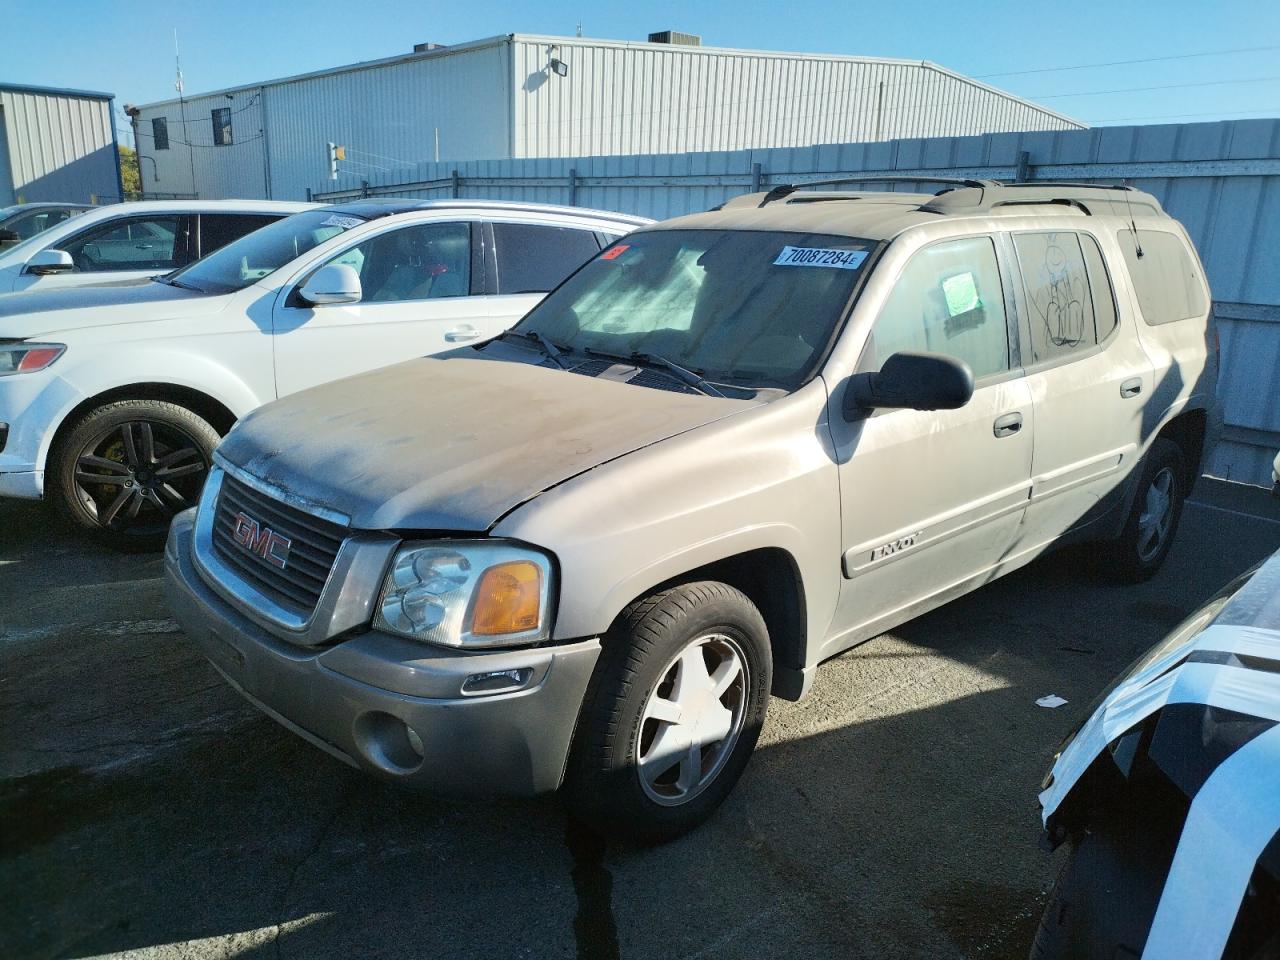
[
  {"x1": 1116, "y1": 229, "x2": 1208, "y2": 325},
  {"x1": 1013, "y1": 232, "x2": 1098, "y2": 364},
  {"x1": 493, "y1": 223, "x2": 601, "y2": 295},
  {"x1": 200, "y1": 214, "x2": 278, "y2": 256},
  {"x1": 1080, "y1": 234, "x2": 1118, "y2": 341},
  {"x1": 866, "y1": 235, "x2": 1010, "y2": 380}
]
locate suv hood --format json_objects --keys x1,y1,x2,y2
[
  {"x1": 0, "y1": 279, "x2": 223, "y2": 339},
  {"x1": 218, "y1": 355, "x2": 759, "y2": 531}
]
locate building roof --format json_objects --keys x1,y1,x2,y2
[
  {"x1": 135, "y1": 34, "x2": 1078, "y2": 127},
  {"x1": 0, "y1": 82, "x2": 115, "y2": 102}
]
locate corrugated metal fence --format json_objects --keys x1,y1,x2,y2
[{"x1": 313, "y1": 119, "x2": 1280, "y2": 486}]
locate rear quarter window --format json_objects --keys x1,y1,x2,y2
[{"x1": 1116, "y1": 229, "x2": 1208, "y2": 325}]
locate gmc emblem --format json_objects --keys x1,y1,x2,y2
[{"x1": 231, "y1": 511, "x2": 292, "y2": 570}]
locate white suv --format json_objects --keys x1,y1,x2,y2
[
  {"x1": 0, "y1": 199, "x2": 649, "y2": 545},
  {"x1": 0, "y1": 200, "x2": 312, "y2": 292}
]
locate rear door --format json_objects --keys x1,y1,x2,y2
[
  {"x1": 271, "y1": 218, "x2": 496, "y2": 396},
  {"x1": 1010, "y1": 229, "x2": 1154, "y2": 548},
  {"x1": 831, "y1": 233, "x2": 1034, "y2": 640},
  {"x1": 16, "y1": 213, "x2": 194, "y2": 290}
]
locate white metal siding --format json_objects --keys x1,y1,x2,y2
[
  {"x1": 136, "y1": 42, "x2": 511, "y2": 201},
  {"x1": 0, "y1": 89, "x2": 117, "y2": 203},
  {"x1": 510, "y1": 37, "x2": 1080, "y2": 159}
]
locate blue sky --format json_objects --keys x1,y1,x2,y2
[{"x1": 6, "y1": 0, "x2": 1280, "y2": 147}]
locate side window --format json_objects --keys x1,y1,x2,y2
[
  {"x1": 152, "y1": 117, "x2": 169, "y2": 151},
  {"x1": 315, "y1": 221, "x2": 471, "y2": 304},
  {"x1": 493, "y1": 222, "x2": 602, "y2": 295},
  {"x1": 59, "y1": 216, "x2": 189, "y2": 272},
  {"x1": 10, "y1": 209, "x2": 67, "y2": 240},
  {"x1": 1080, "y1": 233, "x2": 1118, "y2": 341},
  {"x1": 1116, "y1": 229, "x2": 1208, "y2": 325},
  {"x1": 865, "y1": 235, "x2": 1010, "y2": 380},
  {"x1": 199, "y1": 214, "x2": 278, "y2": 256},
  {"x1": 1013, "y1": 232, "x2": 1097, "y2": 364},
  {"x1": 211, "y1": 107, "x2": 233, "y2": 146}
]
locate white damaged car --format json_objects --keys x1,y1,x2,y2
[{"x1": 1034, "y1": 549, "x2": 1280, "y2": 959}]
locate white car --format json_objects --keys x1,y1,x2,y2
[
  {"x1": 0, "y1": 199, "x2": 311, "y2": 293},
  {"x1": 0, "y1": 199, "x2": 649, "y2": 544}
]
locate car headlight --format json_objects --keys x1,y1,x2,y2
[
  {"x1": 0, "y1": 341, "x2": 65, "y2": 376},
  {"x1": 374, "y1": 540, "x2": 554, "y2": 649}
]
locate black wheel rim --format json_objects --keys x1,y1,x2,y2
[{"x1": 72, "y1": 419, "x2": 209, "y2": 537}]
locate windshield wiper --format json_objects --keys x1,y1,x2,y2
[
  {"x1": 499, "y1": 329, "x2": 572, "y2": 369},
  {"x1": 152, "y1": 275, "x2": 203, "y2": 292},
  {"x1": 584, "y1": 347, "x2": 727, "y2": 398}
]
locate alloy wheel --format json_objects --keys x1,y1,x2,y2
[
  {"x1": 72, "y1": 419, "x2": 209, "y2": 536},
  {"x1": 1136, "y1": 466, "x2": 1177, "y2": 562},
  {"x1": 637, "y1": 632, "x2": 750, "y2": 806}
]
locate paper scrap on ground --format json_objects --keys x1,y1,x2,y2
[{"x1": 1036, "y1": 694, "x2": 1069, "y2": 708}]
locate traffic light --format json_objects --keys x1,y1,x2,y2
[{"x1": 327, "y1": 142, "x2": 346, "y2": 180}]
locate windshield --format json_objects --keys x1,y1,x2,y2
[
  {"x1": 512, "y1": 229, "x2": 874, "y2": 389},
  {"x1": 167, "y1": 210, "x2": 367, "y2": 294}
]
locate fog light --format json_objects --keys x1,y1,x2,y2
[{"x1": 462, "y1": 667, "x2": 534, "y2": 696}]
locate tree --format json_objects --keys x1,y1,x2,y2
[{"x1": 118, "y1": 145, "x2": 141, "y2": 200}]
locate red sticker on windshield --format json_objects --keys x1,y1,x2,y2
[{"x1": 600, "y1": 244, "x2": 630, "y2": 261}]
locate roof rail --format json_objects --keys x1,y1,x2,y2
[{"x1": 758, "y1": 175, "x2": 996, "y2": 207}]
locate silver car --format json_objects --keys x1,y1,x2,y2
[{"x1": 165, "y1": 178, "x2": 1222, "y2": 842}]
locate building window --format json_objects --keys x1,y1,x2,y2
[
  {"x1": 211, "y1": 107, "x2": 233, "y2": 146},
  {"x1": 152, "y1": 117, "x2": 169, "y2": 151}
]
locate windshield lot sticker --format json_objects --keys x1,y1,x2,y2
[
  {"x1": 320, "y1": 215, "x2": 363, "y2": 229},
  {"x1": 774, "y1": 246, "x2": 867, "y2": 269},
  {"x1": 942, "y1": 272, "x2": 981, "y2": 316},
  {"x1": 600, "y1": 244, "x2": 630, "y2": 261}
]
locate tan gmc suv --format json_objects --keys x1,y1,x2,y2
[{"x1": 165, "y1": 178, "x2": 1222, "y2": 842}]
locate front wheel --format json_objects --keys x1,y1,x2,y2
[
  {"x1": 563, "y1": 581, "x2": 772, "y2": 844},
  {"x1": 49, "y1": 399, "x2": 219, "y2": 550}
]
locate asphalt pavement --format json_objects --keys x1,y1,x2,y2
[{"x1": 2, "y1": 478, "x2": 1278, "y2": 960}]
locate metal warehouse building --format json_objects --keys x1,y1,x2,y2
[
  {"x1": 0, "y1": 83, "x2": 122, "y2": 205},
  {"x1": 131, "y1": 32, "x2": 1082, "y2": 201}
]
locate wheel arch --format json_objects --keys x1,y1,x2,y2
[
  {"x1": 1153, "y1": 406, "x2": 1207, "y2": 491},
  {"x1": 602, "y1": 544, "x2": 811, "y2": 702}
]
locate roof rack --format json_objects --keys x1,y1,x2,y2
[{"x1": 758, "y1": 175, "x2": 996, "y2": 207}]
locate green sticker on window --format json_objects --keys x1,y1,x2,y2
[{"x1": 942, "y1": 272, "x2": 981, "y2": 317}]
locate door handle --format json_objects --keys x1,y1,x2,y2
[
  {"x1": 993, "y1": 412, "x2": 1023, "y2": 438},
  {"x1": 1120, "y1": 378, "x2": 1143, "y2": 399},
  {"x1": 444, "y1": 326, "x2": 480, "y2": 343}
]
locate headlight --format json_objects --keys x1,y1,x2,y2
[
  {"x1": 374, "y1": 540, "x2": 554, "y2": 649},
  {"x1": 0, "y1": 341, "x2": 65, "y2": 376}
]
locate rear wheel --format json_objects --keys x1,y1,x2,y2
[
  {"x1": 563, "y1": 581, "x2": 771, "y2": 844},
  {"x1": 1101, "y1": 439, "x2": 1186, "y2": 582},
  {"x1": 50, "y1": 399, "x2": 218, "y2": 550}
]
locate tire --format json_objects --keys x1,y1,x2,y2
[
  {"x1": 1101, "y1": 439, "x2": 1186, "y2": 583},
  {"x1": 563, "y1": 581, "x2": 772, "y2": 844},
  {"x1": 1031, "y1": 811, "x2": 1181, "y2": 960},
  {"x1": 49, "y1": 399, "x2": 219, "y2": 550}
]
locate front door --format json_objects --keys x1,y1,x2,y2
[
  {"x1": 829, "y1": 234, "x2": 1034, "y2": 648},
  {"x1": 271, "y1": 220, "x2": 519, "y2": 397}
]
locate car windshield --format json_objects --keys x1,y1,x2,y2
[
  {"x1": 511, "y1": 229, "x2": 875, "y2": 389},
  {"x1": 166, "y1": 210, "x2": 367, "y2": 294}
]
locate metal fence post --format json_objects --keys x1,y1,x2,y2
[
  {"x1": 361, "y1": 179, "x2": 370, "y2": 198},
  {"x1": 305, "y1": 187, "x2": 312, "y2": 202},
  {"x1": 569, "y1": 168, "x2": 578, "y2": 206},
  {"x1": 751, "y1": 161, "x2": 762, "y2": 193},
  {"x1": 451, "y1": 169, "x2": 461, "y2": 198},
  {"x1": 1015, "y1": 151, "x2": 1031, "y2": 183}
]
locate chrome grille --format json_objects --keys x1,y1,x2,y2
[{"x1": 211, "y1": 473, "x2": 346, "y2": 615}]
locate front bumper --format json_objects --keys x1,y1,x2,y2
[
  {"x1": 0, "y1": 368, "x2": 84, "y2": 500},
  {"x1": 164, "y1": 510, "x2": 601, "y2": 797}
]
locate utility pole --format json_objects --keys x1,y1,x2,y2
[{"x1": 175, "y1": 28, "x2": 197, "y2": 197}]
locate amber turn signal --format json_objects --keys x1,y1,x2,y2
[{"x1": 470, "y1": 560, "x2": 543, "y2": 636}]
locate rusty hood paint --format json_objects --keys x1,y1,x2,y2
[{"x1": 216, "y1": 354, "x2": 759, "y2": 532}]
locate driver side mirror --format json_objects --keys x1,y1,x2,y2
[
  {"x1": 844, "y1": 351, "x2": 975, "y2": 419},
  {"x1": 298, "y1": 264, "x2": 362, "y2": 306},
  {"x1": 24, "y1": 248, "x2": 74, "y2": 276}
]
